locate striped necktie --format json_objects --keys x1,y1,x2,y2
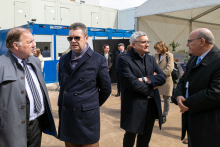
[{"x1": 22, "y1": 60, "x2": 42, "y2": 113}]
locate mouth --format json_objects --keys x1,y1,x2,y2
[{"x1": 71, "y1": 43, "x2": 79, "y2": 48}]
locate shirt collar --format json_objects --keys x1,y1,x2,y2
[
  {"x1": 11, "y1": 53, "x2": 26, "y2": 66},
  {"x1": 199, "y1": 49, "x2": 211, "y2": 60}
]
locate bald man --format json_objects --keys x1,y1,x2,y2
[{"x1": 174, "y1": 28, "x2": 220, "y2": 147}]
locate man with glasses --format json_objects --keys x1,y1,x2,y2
[
  {"x1": 174, "y1": 28, "x2": 220, "y2": 147},
  {"x1": 58, "y1": 22, "x2": 111, "y2": 147},
  {"x1": 117, "y1": 31, "x2": 166, "y2": 147}
]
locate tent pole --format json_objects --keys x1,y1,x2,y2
[{"x1": 189, "y1": 22, "x2": 192, "y2": 34}]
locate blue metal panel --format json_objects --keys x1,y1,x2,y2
[{"x1": 0, "y1": 23, "x2": 134, "y2": 83}]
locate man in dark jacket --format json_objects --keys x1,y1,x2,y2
[
  {"x1": 118, "y1": 31, "x2": 166, "y2": 147},
  {"x1": 114, "y1": 43, "x2": 126, "y2": 97},
  {"x1": 174, "y1": 28, "x2": 220, "y2": 147},
  {"x1": 58, "y1": 22, "x2": 111, "y2": 147}
]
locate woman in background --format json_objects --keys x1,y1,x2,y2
[
  {"x1": 126, "y1": 44, "x2": 131, "y2": 53},
  {"x1": 154, "y1": 41, "x2": 174, "y2": 124},
  {"x1": 34, "y1": 48, "x2": 44, "y2": 71},
  {"x1": 101, "y1": 44, "x2": 113, "y2": 78}
]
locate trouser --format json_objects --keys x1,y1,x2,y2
[
  {"x1": 116, "y1": 72, "x2": 121, "y2": 94},
  {"x1": 65, "y1": 141, "x2": 99, "y2": 147},
  {"x1": 123, "y1": 98, "x2": 156, "y2": 147},
  {"x1": 188, "y1": 113, "x2": 192, "y2": 147},
  {"x1": 162, "y1": 96, "x2": 171, "y2": 116},
  {"x1": 27, "y1": 117, "x2": 43, "y2": 147}
]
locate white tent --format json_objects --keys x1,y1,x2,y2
[{"x1": 135, "y1": 0, "x2": 220, "y2": 55}]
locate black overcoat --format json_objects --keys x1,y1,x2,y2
[
  {"x1": 118, "y1": 48, "x2": 166, "y2": 134},
  {"x1": 58, "y1": 47, "x2": 111, "y2": 144},
  {"x1": 174, "y1": 45, "x2": 220, "y2": 147}
]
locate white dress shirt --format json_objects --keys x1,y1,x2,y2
[{"x1": 13, "y1": 54, "x2": 45, "y2": 121}]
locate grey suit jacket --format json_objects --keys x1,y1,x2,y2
[{"x1": 0, "y1": 51, "x2": 57, "y2": 147}]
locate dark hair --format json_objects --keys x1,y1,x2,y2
[
  {"x1": 102, "y1": 44, "x2": 109, "y2": 49},
  {"x1": 154, "y1": 41, "x2": 170, "y2": 54},
  {"x1": 126, "y1": 45, "x2": 131, "y2": 53},
  {"x1": 69, "y1": 22, "x2": 88, "y2": 36},
  {"x1": 6, "y1": 27, "x2": 31, "y2": 49}
]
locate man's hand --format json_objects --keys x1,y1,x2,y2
[
  {"x1": 176, "y1": 96, "x2": 189, "y2": 113},
  {"x1": 138, "y1": 77, "x2": 150, "y2": 83},
  {"x1": 153, "y1": 72, "x2": 157, "y2": 75}
]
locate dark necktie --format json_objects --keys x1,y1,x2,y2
[{"x1": 22, "y1": 60, "x2": 42, "y2": 113}]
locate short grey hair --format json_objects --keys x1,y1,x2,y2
[
  {"x1": 197, "y1": 29, "x2": 215, "y2": 44},
  {"x1": 130, "y1": 31, "x2": 147, "y2": 45},
  {"x1": 69, "y1": 22, "x2": 88, "y2": 36}
]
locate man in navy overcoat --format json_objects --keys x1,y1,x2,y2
[
  {"x1": 58, "y1": 22, "x2": 111, "y2": 147},
  {"x1": 118, "y1": 31, "x2": 166, "y2": 147}
]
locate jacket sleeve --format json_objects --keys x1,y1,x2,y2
[
  {"x1": 118, "y1": 56, "x2": 155, "y2": 96},
  {"x1": 147, "y1": 56, "x2": 166, "y2": 88},
  {"x1": 97, "y1": 57, "x2": 112, "y2": 106},
  {"x1": 183, "y1": 67, "x2": 220, "y2": 114},
  {"x1": 163, "y1": 53, "x2": 174, "y2": 76}
]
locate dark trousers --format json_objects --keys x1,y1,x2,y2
[
  {"x1": 27, "y1": 117, "x2": 43, "y2": 147},
  {"x1": 188, "y1": 113, "x2": 192, "y2": 147},
  {"x1": 116, "y1": 72, "x2": 121, "y2": 94},
  {"x1": 123, "y1": 98, "x2": 156, "y2": 147}
]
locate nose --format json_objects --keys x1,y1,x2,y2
[
  {"x1": 186, "y1": 42, "x2": 189, "y2": 47},
  {"x1": 32, "y1": 42, "x2": 36, "y2": 48}
]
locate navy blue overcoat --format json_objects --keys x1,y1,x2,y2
[{"x1": 58, "y1": 47, "x2": 111, "y2": 144}]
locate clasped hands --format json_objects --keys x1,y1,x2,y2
[
  {"x1": 176, "y1": 96, "x2": 189, "y2": 113},
  {"x1": 138, "y1": 72, "x2": 158, "y2": 90}
]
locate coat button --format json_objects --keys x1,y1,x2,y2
[
  {"x1": 74, "y1": 93, "x2": 77, "y2": 96},
  {"x1": 64, "y1": 90, "x2": 67, "y2": 93},
  {"x1": 21, "y1": 106, "x2": 25, "y2": 109},
  {"x1": 21, "y1": 77, "x2": 24, "y2": 79},
  {"x1": 73, "y1": 108, "x2": 76, "y2": 111},
  {"x1": 21, "y1": 120, "x2": 25, "y2": 124},
  {"x1": 63, "y1": 76, "x2": 66, "y2": 79},
  {"x1": 21, "y1": 91, "x2": 24, "y2": 94},
  {"x1": 79, "y1": 78, "x2": 82, "y2": 81}
]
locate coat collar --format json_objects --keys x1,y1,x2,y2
[
  {"x1": 129, "y1": 47, "x2": 149, "y2": 76},
  {"x1": 190, "y1": 45, "x2": 219, "y2": 69},
  {"x1": 63, "y1": 47, "x2": 93, "y2": 74}
]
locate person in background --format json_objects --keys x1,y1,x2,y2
[
  {"x1": 42, "y1": 46, "x2": 50, "y2": 57},
  {"x1": 101, "y1": 44, "x2": 113, "y2": 78},
  {"x1": 126, "y1": 44, "x2": 131, "y2": 54},
  {"x1": 34, "y1": 48, "x2": 44, "y2": 71},
  {"x1": 114, "y1": 43, "x2": 126, "y2": 97},
  {"x1": 154, "y1": 41, "x2": 174, "y2": 124}
]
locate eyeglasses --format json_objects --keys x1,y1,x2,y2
[
  {"x1": 187, "y1": 38, "x2": 201, "y2": 43},
  {"x1": 134, "y1": 41, "x2": 152, "y2": 44},
  {"x1": 67, "y1": 36, "x2": 81, "y2": 41}
]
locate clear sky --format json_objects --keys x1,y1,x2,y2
[{"x1": 100, "y1": 0, "x2": 147, "y2": 10}]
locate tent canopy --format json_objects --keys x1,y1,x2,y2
[{"x1": 135, "y1": 0, "x2": 220, "y2": 55}]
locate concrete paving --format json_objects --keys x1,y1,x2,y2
[{"x1": 41, "y1": 83, "x2": 187, "y2": 147}]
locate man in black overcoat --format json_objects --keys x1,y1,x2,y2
[
  {"x1": 117, "y1": 31, "x2": 166, "y2": 147},
  {"x1": 114, "y1": 43, "x2": 126, "y2": 97},
  {"x1": 174, "y1": 28, "x2": 220, "y2": 147}
]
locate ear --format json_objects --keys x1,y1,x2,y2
[
  {"x1": 132, "y1": 42, "x2": 136, "y2": 49},
  {"x1": 200, "y1": 38, "x2": 206, "y2": 46},
  {"x1": 85, "y1": 36, "x2": 89, "y2": 43},
  {"x1": 12, "y1": 42, "x2": 19, "y2": 51}
]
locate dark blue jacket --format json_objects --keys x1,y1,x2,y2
[
  {"x1": 118, "y1": 48, "x2": 166, "y2": 134},
  {"x1": 114, "y1": 50, "x2": 126, "y2": 73},
  {"x1": 58, "y1": 47, "x2": 111, "y2": 144}
]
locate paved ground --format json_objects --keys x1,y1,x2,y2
[{"x1": 41, "y1": 83, "x2": 187, "y2": 147}]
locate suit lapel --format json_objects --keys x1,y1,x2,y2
[
  {"x1": 130, "y1": 48, "x2": 145, "y2": 76},
  {"x1": 158, "y1": 55, "x2": 166, "y2": 64}
]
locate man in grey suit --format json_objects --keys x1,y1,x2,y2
[{"x1": 0, "y1": 28, "x2": 57, "y2": 147}]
